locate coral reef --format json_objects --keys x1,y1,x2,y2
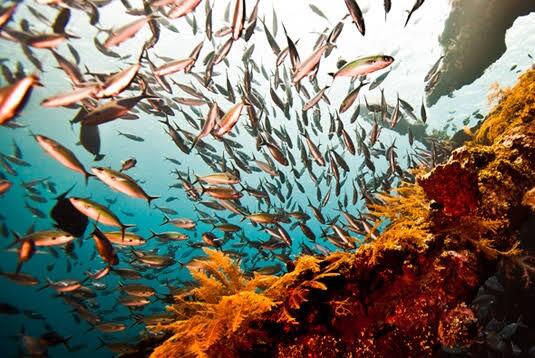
[
  {"x1": 148, "y1": 70, "x2": 535, "y2": 357},
  {"x1": 426, "y1": 0, "x2": 535, "y2": 106}
]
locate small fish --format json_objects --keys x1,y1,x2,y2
[
  {"x1": 405, "y1": 0, "x2": 426, "y2": 27},
  {"x1": 154, "y1": 57, "x2": 195, "y2": 77},
  {"x1": 339, "y1": 81, "x2": 368, "y2": 113},
  {"x1": 165, "y1": 0, "x2": 202, "y2": 19},
  {"x1": 103, "y1": 16, "x2": 151, "y2": 48},
  {"x1": 309, "y1": 4, "x2": 329, "y2": 21},
  {"x1": 231, "y1": 0, "x2": 246, "y2": 40},
  {"x1": 293, "y1": 44, "x2": 331, "y2": 84},
  {"x1": 303, "y1": 86, "x2": 330, "y2": 112},
  {"x1": 197, "y1": 172, "x2": 240, "y2": 185},
  {"x1": 91, "y1": 167, "x2": 159, "y2": 204},
  {"x1": 330, "y1": 55, "x2": 394, "y2": 78},
  {"x1": 420, "y1": 98, "x2": 427, "y2": 123},
  {"x1": 344, "y1": 0, "x2": 365, "y2": 35},
  {"x1": 0, "y1": 179, "x2": 12, "y2": 196},
  {"x1": 12, "y1": 230, "x2": 75, "y2": 247},
  {"x1": 117, "y1": 130, "x2": 144, "y2": 142},
  {"x1": 0, "y1": 75, "x2": 41, "y2": 125},
  {"x1": 214, "y1": 100, "x2": 247, "y2": 137},
  {"x1": 0, "y1": 4, "x2": 17, "y2": 31},
  {"x1": 69, "y1": 197, "x2": 134, "y2": 238},
  {"x1": 120, "y1": 158, "x2": 137, "y2": 172},
  {"x1": 34, "y1": 134, "x2": 93, "y2": 184},
  {"x1": 104, "y1": 231, "x2": 146, "y2": 246}
]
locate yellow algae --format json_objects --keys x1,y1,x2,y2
[{"x1": 475, "y1": 69, "x2": 535, "y2": 144}]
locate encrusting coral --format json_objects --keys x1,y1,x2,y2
[{"x1": 146, "y1": 70, "x2": 535, "y2": 357}]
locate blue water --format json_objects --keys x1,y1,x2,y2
[{"x1": 1, "y1": 1, "x2": 534, "y2": 356}]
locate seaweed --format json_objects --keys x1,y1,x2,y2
[
  {"x1": 150, "y1": 248, "x2": 278, "y2": 357},
  {"x1": 149, "y1": 249, "x2": 339, "y2": 357},
  {"x1": 475, "y1": 69, "x2": 535, "y2": 144}
]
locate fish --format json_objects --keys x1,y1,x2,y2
[
  {"x1": 369, "y1": 70, "x2": 390, "y2": 91},
  {"x1": 309, "y1": 4, "x2": 329, "y2": 21},
  {"x1": 165, "y1": 0, "x2": 202, "y2": 19},
  {"x1": 196, "y1": 172, "x2": 240, "y2": 185},
  {"x1": 0, "y1": 4, "x2": 17, "y2": 31},
  {"x1": 34, "y1": 134, "x2": 94, "y2": 184},
  {"x1": 117, "y1": 130, "x2": 144, "y2": 142},
  {"x1": 330, "y1": 55, "x2": 394, "y2": 78},
  {"x1": 339, "y1": 81, "x2": 368, "y2": 113},
  {"x1": 120, "y1": 158, "x2": 137, "y2": 172},
  {"x1": 214, "y1": 100, "x2": 247, "y2": 137},
  {"x1": 231, "y1": 0, "x2": 246, "y2": 40},
  {"x1": 11, "y1": 230, "x2": 75, "y2": 248},
  {"x1": 91, "y1": 226, "x2": 118, "y2": 266},
  {"x1": 292, "y1": 44, "x2": 332, "y2": 84},
  {"x1": 103, "y1": 16, "x2": 151, "y2": 48},
  {"x1": 95, "y1": 63, "x2": 141, "y2": 98},
  {"x1": 303, "y1": 86, "x2": 330, "y2": 112},
  {"x1": 405, "y1": 0, "x2": 426, "y2": 27},
  {"x1": 344, "y1": 0, "x2": 365, "y2": 36},
  {"x1": 68, "y1": 197, "x2": 135, "y2": 238},
  {"x1": 82, "y1": 92, "x2": 156, "y2": 126},
  {"x1": 384, "y1": 0, "x2": 392, "y2": 19},
  {"x1": 420, "y1": 98, "x2": 427, "y2": 123},
  {"x1": 91, "y1": 167, "x2": 159, "y2": 204},
  {"x1": 44, "y1": 87, "x2": 98, "y2": 111},
  {"x1": 0, "y1": 179, "x2": 12, "y2": 196},
  {"x1": 0, "y1": 75, "x2": 41, "y2": 125},
  {"x1": 155, "y1": 57, "x2": 195, "y2": 77},
  {"x1": 79, "y1": 121, "x2": 105, "y2": 162}
]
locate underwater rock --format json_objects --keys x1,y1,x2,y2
[
  {"x1": 419, "y1": 161, "x2": 479, "y2": 217},
  {"x1": 426, "y1": 0, "x2": 535, "y2": 106},
  {"x1": 438, "y1": 303, "x2": 478, "y2": 350},
  {"x1": 149, "y1": 70, "x2": 535, "y2": 357}
]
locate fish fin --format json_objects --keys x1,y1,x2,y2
[
  {"x1": 94, "y1": 154, "x2": 105, "y2": 161},
  {"x1": 147, "y1": 195, "x2": 159, "y2": 206},
  {"x1": 120, "y1": 224, "x2": 136, "y2": 240},
  {"x1": 15, "y1": 261, "x2": 23, "y2": 274},
  {"x1": 96, "y1": 337, "x2": 106, "y2": 350},
  {"x1": 84, "y1": 172, "x2": 95, "y2": 186},
  {"x1": 159, "y1": 215, "x2": 170, "y2": 226},
  {"x1": 83, "y1": 324, "x2": 95, "y2": 334},
  {"x1": 8, "y1": 231, "x2": 21, "y2": 249}
]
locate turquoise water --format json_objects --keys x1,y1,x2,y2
[{"x1": 1, "y1": 1, "x2": 534, "y2": 356}]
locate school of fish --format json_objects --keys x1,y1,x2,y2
[{"x1": 0, "y1": 0, "x2": 445, "y2": 356}]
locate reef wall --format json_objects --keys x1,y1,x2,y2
[
  {"x1": 145, "y1": 70, "x2": 535, "y2": 357},
  {"x1": 426, "y1": 0, "x2": 535, "y2": 106}
]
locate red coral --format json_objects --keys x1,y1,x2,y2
[{"x1": 419, "y1": 161, "x2": 479, "y2": 217}]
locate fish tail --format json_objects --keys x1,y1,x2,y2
[
  {"x1": 94, "y1": 153, "x2": 105, "y2": 161},
  {"x1": 158, "y1": 116, "x2": 170, "y2": 127},
  {"x1": 121, "y1": 224, "x2": 135, "y2": 240},
  {"x1": 188, "y1": 136, "x2": 199, "y2": 153},
  {"x1": 15, "y1": 261, "x2": 23, "y2": 274},
  {"x1": 159, "y1": 215, "x2": 170, "y2": 226},
  {"x1": 96, "y1": 337, "x2": 106, "y2": 350},
  {"x1": 83, "y1": 324, "x2": 95, "y2": 334},
  {"x1": 84, "y1": 172, "x2": 95, "y2": 186},
  {"x1": 147, "y1": 195, "x2": 160, "y2": 206},
  {"x1": 7, "y1": 231, "x2": 21, "y2": 249},
  {"x1": 148, "y1": 230, "x2": 157, "y2": 239}
]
